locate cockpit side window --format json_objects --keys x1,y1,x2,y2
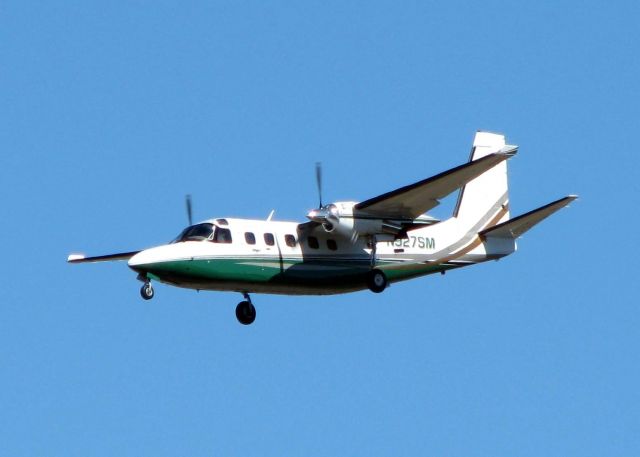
[
  {"x1": 212, "y1": 227, "x2": 233, "y2": 243},
  {"x1": 173, "y1": 223, "x2": 214, "y2": 242}
]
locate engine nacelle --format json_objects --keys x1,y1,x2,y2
[{"x1": 315, "y1": 202, "x2": 402, "y2": 238}]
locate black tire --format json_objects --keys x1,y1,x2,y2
[
  {"x1": 366, "y1": 269, "x2": 387, "y2": 293},
  {"x1": 235, "y1": 301, "x2": 256, "y2": 325},
  {"x1": 140, "y1": 283, "x2": 154, "y2": 300}
]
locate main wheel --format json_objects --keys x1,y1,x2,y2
[
  {"x1": 140, "y1": 283, "x2": 154, "y2": 300},
  {"x1": 366, "y1": 269, "x2": 387, "y2": 293},
  {"x1": 235, "y1": 300, "x2": 256, "y2": 325}
]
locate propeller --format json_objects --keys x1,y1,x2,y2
[
  {"x1": 186, "y1": 194, "x2": 193, "y2": 226},
  {"x1": 308, "y1": 162, "x2": 337, "y2": 227},
  {"x1": 315, "y1": 162, "x2": 323, "y2": 208}
]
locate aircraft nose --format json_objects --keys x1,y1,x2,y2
[
  {"x1": 128, "y1": 248, "x2": 163, "y2": 270},
  {"x1": 127, "y1": 244, "x2": 179, "y2": 272},
  {"x1": 128, "y1": 250, "x2": 149, "y2": 270}
]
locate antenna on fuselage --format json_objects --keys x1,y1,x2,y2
[{"x1": 186, "y1": 194, "x2": 193, "y2": 226}]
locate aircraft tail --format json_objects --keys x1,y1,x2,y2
[{"x1": 453, "y1": 131, "x2": 517, "y2": 228}]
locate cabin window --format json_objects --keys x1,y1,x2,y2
[
  {"x1": 308, "y1": 236, "x2": 319, "y2": 249},
  {"x1": 264, "y1": 233, "x2": 275, "y2": 246},
  {"x1": 212, "y1": 227, "x2": 232, "y2": 243},
  {"x1": 244, "y1": 232, "x2": 256, "y2": 245},
  {"x1": 285, "y1": 234, "x2": 296, "y2": 247},
  {"x1": 327, "y1": 239, "x2": 337, "y2": 251}
]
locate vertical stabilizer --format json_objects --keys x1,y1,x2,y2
[{"x1": 453, "y1": 131, "x2": 516, "y2": 227}]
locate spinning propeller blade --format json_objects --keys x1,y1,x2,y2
[
  {"x1": 186, "y1": 194, "x2": 193, "y2": 226},
  {"x1": 315, "y1": 162, "x2": 323, "y2": 208}
]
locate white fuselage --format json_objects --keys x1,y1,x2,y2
[{"x1": 128, "y1": 211, "x2": 515, "y2": 295}]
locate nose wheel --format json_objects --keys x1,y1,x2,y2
[
  {"x1": 140, "y1": 282, "x2": 154, "y2": 300},
  {"x1": 236, "y1": 293, "x2": 256, "y2": 325}
]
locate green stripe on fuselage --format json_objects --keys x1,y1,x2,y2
[{"x1": 139, "y1": 256, "x2": 449, "y2": 290}]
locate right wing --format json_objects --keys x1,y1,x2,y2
[
  {"x1": 354, "y1": 146, "x2": 517, "y2": 220},
  {"x1": 67, "y1": 251, "x2": 140, "y2": 264}
]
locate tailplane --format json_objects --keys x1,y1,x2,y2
[{"x1": 480, "y1": 195, "x2": 578, "y2": 240}]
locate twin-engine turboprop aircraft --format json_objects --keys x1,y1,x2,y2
[{"x1": 68, "y1": 131, "x2": 576, "y2": 325}]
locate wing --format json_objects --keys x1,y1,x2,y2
[
  {"x1": 67, "y1": 251, "x2": 140, "y2": 263},
  {"x1": 354, "y1": 148, "x2": 517, "y2": 220}
]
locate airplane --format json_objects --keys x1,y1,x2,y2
[{"x1": 68, "y1": 131, "x2": 577, "y2": 325}]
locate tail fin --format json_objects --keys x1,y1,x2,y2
[{"x1": 453, "y1": 131, "x2": 517, "y2": 227}]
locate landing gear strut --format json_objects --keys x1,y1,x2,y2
[
  {"x1": 236, "y1": 292, "x2": 256, "y2": 325},
  {"x1": 140, "y1": 282, "x2": 154, "y2": 300}
]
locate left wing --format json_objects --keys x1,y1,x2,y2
[
  {"x1": 67, "y1": 251, "x2": 140, "y2": 264},
  {"x1": 354, "y1": 147, "x2": 517, "y2": 220}
]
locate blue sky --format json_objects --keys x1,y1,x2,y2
[{"x1": 2, "y1": 1, "x2": 639, "y2": 455}]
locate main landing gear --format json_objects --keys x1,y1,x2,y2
[
  {"x1": 236, "y1": 293, "x2": 256, "y2": 325},
  {"x1": 365, "y1": 235, "x2": 388, "y2": 293},
  {"x1": 366, "y1": 269, "x2": 388, "y2": 293}
]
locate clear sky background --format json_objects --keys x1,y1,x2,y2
[{"x1": 2, "y1": 1, "x2": 639, "y2": 456}]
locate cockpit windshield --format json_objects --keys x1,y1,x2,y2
[{"x1": 172, "y1": 223, "x2": 214, "y2": 242}]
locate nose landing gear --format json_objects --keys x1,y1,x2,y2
[
  {"x1": 236, "y1": 292, "x2": 256, "y2": 325},
  {"x1": 140, "y1": 282, "x2": 154, "y2": 300}
]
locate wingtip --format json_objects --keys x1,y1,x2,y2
[{"x1": 67, "y1": 254, "x2": 85, "y2": 263}]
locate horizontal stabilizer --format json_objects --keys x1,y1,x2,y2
[
  {"x1": 67, "y1": 251, "x2": 140, "y2": 264},
  {"x1": 355, "y1": 147, "x2": 517, "y2": 220},
  {"x1": 480, "y1": 195, "x2": 577, "y2": 239}
]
